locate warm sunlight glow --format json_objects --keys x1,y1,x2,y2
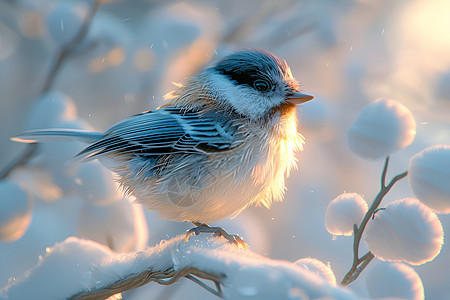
[
  {"x1": 107, "y1": 47, "x2": 125, "y2": 67},
  {"x1": 133, "y1": 48, "x2": 156, "y2": 72},
  {"x1": 88, "y1": 56, "x2": 107, "y2": 73},
  {"x1": 400, "y1": 0, "x2": 450, "y2": 69},
  {"x1": 19, "y1": 11, "x2": 44, "y2": 39}
]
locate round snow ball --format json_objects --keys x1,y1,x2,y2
[
  {"x1": 294, "y1": 258, "x2": 337, "y2": 286},
  {"x1": 77, "y1": 198, "x2": 146, "y2": 252},
  {"x1": 25, "y1": 91, "x2": 77, "y2": 130},
  {"x1": 3, "y1": 237, "x2": 114, "y2": 299},
  {"x1": 45, "y1": 2, "x2": 88, "y2": 47},
  {"x1": 364, "y1": 198, "x2": 443, "y2": 265},
  {"x1": 409, "y1": 145, "x2": 450, "y2": 214},
  {"x1": 0, "y1": 180, "x2": 33, "y2": 242},
  {"x1": 365, "y1": 263, "x2": 424, "y2": 300},
  {"x1": 325, "y1": 193, "x2": 368, "y2": 236},
  {"x1": 74, "y1": 161, "x2": 122, "y2": 206},
  {"x1": 347, "y1": 98, "x2": 416, "y2": 160}
]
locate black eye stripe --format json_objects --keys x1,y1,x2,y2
[
  {"x1": 221, "y1": 70, "x2": 257, "y2": 86},
  {"x1": 215, "y1": 67, "x2": 274, "y2": 91}
]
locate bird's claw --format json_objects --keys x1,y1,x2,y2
[
  {"x1": 184, "y1": 227, "x2": 201, "y2": 242},
  {"x1": 185, "y1": 225, "x2": 247, "y2": 249},
  {"x1": 231, "y1": 235, "x2": 248, "y2": 250}
]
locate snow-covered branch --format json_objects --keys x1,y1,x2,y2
[
  {"x1": 340, "y1": 156, "x2": 407, "y2": 286},
  {"x1": 1, "y1": 235, "x2": 359, "y2": 300}
]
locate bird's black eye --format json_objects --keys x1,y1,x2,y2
[{"x1": 253, "y1": 79, "x2": 270, "y2": 92}]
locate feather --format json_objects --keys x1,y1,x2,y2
[
  {"x1": 74, "y1": 106, "x2": 242, "y2": 161},
  {"x1": 11, "y1": 129, "x2": 103, "y2": 143}
]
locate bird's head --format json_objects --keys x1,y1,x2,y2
[{"x1": 206, "y1": 49, "x2": 313, "y2": 120}]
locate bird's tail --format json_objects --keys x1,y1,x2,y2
[{"x1": 11, "y1": 129, "x2": 103, "y2": 144}]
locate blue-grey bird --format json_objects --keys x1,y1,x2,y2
[{"x1": 13, "y1": 49, "x2": 313, "y2": 247}]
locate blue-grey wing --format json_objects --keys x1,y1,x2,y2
[{"x1": 75, "y1": 107, "x2": 241, "y2": 160}]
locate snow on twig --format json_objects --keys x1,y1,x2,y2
[{"x1": 1, "y1": 235, "x2": 359, "y2": 300}]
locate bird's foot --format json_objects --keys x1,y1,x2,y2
[{"x1": 185, "y1": 224, "x2": 247, "y2": 249}]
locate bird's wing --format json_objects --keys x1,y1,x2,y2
[{"x1": 75, "y1": 107, "x2": 241, "y2": 160}]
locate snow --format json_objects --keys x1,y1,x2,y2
[
  {"x1": 8, "y1": 166, "x2": 62, "y2": 203},
  {"x1": 364, "y1": 198, "x2": 443, "y2": 265},
  {"x1": 77, "y1": 198, "x2": 148, "y2": 253},
  {"x1": 74, "y1": 160, "x2": 122, "y2": 206},
  {"x1": 408, "y1": 145, "x2": 450, "y2": 214},
  {"x1": 0, "y1": 180, "x2": 32, "y2": 242},
  {"x1": 1, "y1": 235, "x2": 360, "y2": 300},
  {"x1": 324, "y1": 193, "x2": 368, "y2": 236},
  {"x1": 347, "y1": 98, "x2": 416, "y2": 160},
  {"x1": 365, "y1": 262, "x2": 424, "y2": 300},
  {"x1": 1, "y1": 1, "x2": 450, "y2": 299},
  {"x1": 294, "y1": 257, "x2": 337, "y2": 286},
  {"x1": 1, "y1": 237, "x2": 114, "y2": 300},
  {"x1": 25, "y1": 91, "x2": 78, "y2": 131},
  {"x1": 0, "y1": 195, "x2": 82, "y2": 288},
  {"x1": 74, "y1": 12, "x2": 131, "y2": 57},
  {"x1": 30, "y1": 119, "x2": 93, "y2": 194},
  {"x1": 45, "y1": 1, "x2": 89, "y2": 48}
]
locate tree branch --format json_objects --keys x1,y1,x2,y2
[
  {"x1": 0, "y1": 143, "x2": 38, "y2": 180},
  {"x1": 341, "y1": 156, "x2": 408, "y2": 286},
  {"x1": 69, "y1": 266, "x2": 225, "y2": 299},
  {"x1": 2, "y1": 236, "x2": 358, "y2": 299}
]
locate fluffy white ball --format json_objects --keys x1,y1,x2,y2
[
  {"x1": 25, "y1": 91, "x2": 78, "y2": 130},
  {"x1": 409, "y1": 145, "x2": 450, "y2": 214},
  {"x1": 32, "y1": 119, "x2": 92, "y2": 194},
  {"x1": 294, "y1": 258, "x2": 337, "y2": 286},
  {"x1": 0, "y1": 180, "x2": 33, "y2": 242},
  {"x1": 325, "y1": 193, "x2": 368, "y2": 236},
  {"x1": 365, "y1": 262, "x2": 424, "y2": 300},
  {"x1": 77, "y1": 198, "x2": 148, "y2": 252},
  {"x1": 364, "y1": 198, "x2": 443, "y2": 265},
  {"x1": 74, "y1": 160, "x2": 122, "y2": 206},
  {"x1": 347, "y1": 98, "x2": 416, "y2": 160},
  {"x1": 3, "y1": 237, "x2": 114, "y2": 299},
  {"x1": 45, "y1": 2, "x2": 88, "y2": 48}
]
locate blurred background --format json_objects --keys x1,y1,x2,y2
[{"x1": 0, "y1": 0, "x2": 449, "y2": 299}]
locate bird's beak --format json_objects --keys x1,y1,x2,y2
[{"x1": 286, "y1": 92, "x2": 314, "y2": 104}]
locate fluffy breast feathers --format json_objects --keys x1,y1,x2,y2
[{"x1": 109, "y1": 76, "x2": 304, "y2": 222}]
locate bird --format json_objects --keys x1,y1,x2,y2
[{"x1": 13, "y1": 49, "x2": 313, "y2": 248}]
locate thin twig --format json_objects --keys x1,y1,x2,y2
[
  {"x1": 69, "y1": 267, "x2": 225, "y2": 299},
  {"x1": 381, "y1": 156, "x2": 389, "y2": 188},
  {"x1": 350, "y1": 252, "x2": 374, "y2": 283},
  {"x1": 0, "y1": 143, "x2": 38, "y2": 180},
  {"x1": 186, "y1": 274, "x2": 222, "y2": 297},
  {"x1": 340, "y1": 156, "x2": 408, "y2": 286}
]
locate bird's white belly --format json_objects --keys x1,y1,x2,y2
[
  {"x1": 132, "y1": 152, "x2": 265, "y2": 223},
  {"x1": 116, "y1": 118, "x2": 300, "y2": 224}
]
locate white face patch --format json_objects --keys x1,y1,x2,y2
[{"x1": 207, "y1": 72, "x2": 286, "y2": 120}]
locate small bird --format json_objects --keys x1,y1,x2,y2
[{"x1": 13, "y1": 49, "x2": 313, "y2": 248}]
